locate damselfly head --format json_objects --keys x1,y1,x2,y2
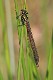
[{"x1": 21, "y1": 9, "x2": 28, "y2": 15}]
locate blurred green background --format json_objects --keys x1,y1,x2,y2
[{"x1": 0, "y1": 0, "x2": 53, "y2": 80}]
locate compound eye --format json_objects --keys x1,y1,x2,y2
[
  {"x1": 21, "y1": 9, "x2": 23, "y2": 14},
  {"x1": 26, "y1": 12, "x2": 28, "y2": 14},
  {"x1": 22, "y1": 11, "x2": 24, "y2": 14}
]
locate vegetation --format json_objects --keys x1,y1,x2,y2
[{"x1": 0, "y1": 0, "x2": 52, "y2": 80}]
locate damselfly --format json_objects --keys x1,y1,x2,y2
[{"x1": 16, "y1": 9, "x2": 39, "y2": 66}]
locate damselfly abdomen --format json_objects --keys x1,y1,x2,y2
[{"x1": 25, "y1": 21, "x2": 39, "y2": 66}]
